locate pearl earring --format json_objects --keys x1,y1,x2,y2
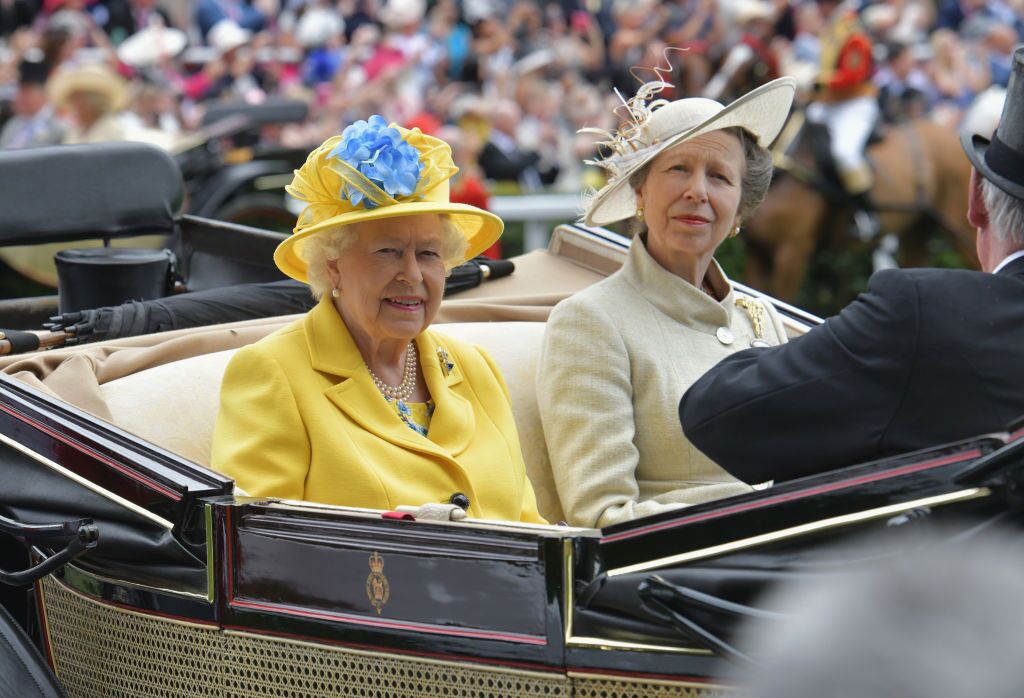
[
  {"x1": 331, "y1": 287, "x2": 340, "y2": 298},
  {"x1": 729, "y1": 224, "x2": 741, "y2": 238}
]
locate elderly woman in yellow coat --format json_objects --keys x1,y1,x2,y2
[
  {"x1": 212, "y1": 116, "x2": 544, "y2": 523},
  {"x1": 537, "y1": 78, "x2": 796, "y2": 528}
]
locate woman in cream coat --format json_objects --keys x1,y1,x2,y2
[
  {"x1": 537, "y1": 78, "x2": 796, "y2": 528},
  {"x1": 213, "y1": 116, "x2": 543, "y2": 523}
]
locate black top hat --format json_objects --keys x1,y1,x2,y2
[
  {"x1": 961, "y1": 46, "x2": 1024, "y2": 200},
  {"x1": 17, "y1": 58, "x2": 50, "y2": 87}
]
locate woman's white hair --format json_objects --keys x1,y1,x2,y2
[
  {"x1": 300, "y1": 215, "x2": 469, "y2": 299},
  {"x1": 981, "y1": 178, "x2": 1024, "y2": 246}
]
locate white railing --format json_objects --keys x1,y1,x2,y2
[{"x1": 490, "y1": 194, "x2": 582, "y2": 251}]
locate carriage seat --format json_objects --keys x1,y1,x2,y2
[{"x1": 99, "y1": 321, "x2": 566, "y2": 523}]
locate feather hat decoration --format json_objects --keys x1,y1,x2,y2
[{"x1": 579, "y1": 79, "x2": 675, "y2": 185}]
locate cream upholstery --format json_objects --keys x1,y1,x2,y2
[
  {"x1": 99, "y1": 321, "x2": 565, "y2": 523},
  {"x1": 433, "y1": 323, "x2": 563, "y2": 523},
  {"x1": 100, "y1": 349, "x2": 237, "y2": 467}
]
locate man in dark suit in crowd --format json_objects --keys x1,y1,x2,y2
[
  {"x1": 0, "y1": 58, "x2": 64, "y2": 150},
  {"x1": 478, "y1": 100, "x2": 559, "y2": 190},
  {"x1": 678, "y1": 46, "x2": 1024, "y2": 484}
]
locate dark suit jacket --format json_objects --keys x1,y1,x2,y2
[
  {"x1": 98, "y1": 1, "x2": 175, "y2": 41},
  {"x1": 478, "y1": 142, "x2": 559, "y2": 187},
  {"x1": 679, "y1": 257, "x2": 1024, "y2": 482},
  {"x1": 0, "y1": 0, "x2": 37, "y2": 37}
]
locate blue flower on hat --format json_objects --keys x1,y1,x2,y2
[{"x1": 329, "y1": 115, "x2": 424, "y2": 208}]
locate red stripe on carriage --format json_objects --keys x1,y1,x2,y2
[
  {"x1": 229, "y1": 598, "x2": 548, "y2": 645},
  {"x1": 43, "y1": 575, "x2": 560, "y2": 675},
  {"x1": 600, "y1": 449, "x2": 983, "y2": 543},
  {"x1": 0, "y1": 401, "x2": 181, "y2": 500}
]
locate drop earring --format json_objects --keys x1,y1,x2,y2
[
  {"x1": 331, "y1": 287, "x2": 340, "y2": 298},
  {"x1": 636, "y1": 207, "x2": 645, "y2": 222}
]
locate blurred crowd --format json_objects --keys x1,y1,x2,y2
[{"x1": 0, "y1": 0, "x2": 1020, "y2": 195}]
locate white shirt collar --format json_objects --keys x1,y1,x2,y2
[{"x1": 993, "y1": 249, "x2": 1024, "y2": 274}]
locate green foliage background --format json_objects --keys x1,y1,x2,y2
[{"x1": 716, "y1": 233, "x2": 971, "y2": 316}]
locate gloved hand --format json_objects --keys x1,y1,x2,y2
[{"x1": 395, "y1": 503, "x2": 468, "y2": 521}]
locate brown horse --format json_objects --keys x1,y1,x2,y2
[{"x1": 742, "y1": 109, "x2": 977, "y2": 301}]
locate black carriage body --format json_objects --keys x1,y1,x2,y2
[{"x1": 1, "y1": 372, "x2": 1022, "y2": 696}]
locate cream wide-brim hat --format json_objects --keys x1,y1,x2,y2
[
  {"x1": 379, "y1": 0, "x2": 426, "y2": 29},
  {"x1": 734, "y1": 0, "x2": 776, "y2": 24},
  {"x1": 274, "y1": 126, "x2": 503, "y2": 284},
  {"x1": 47, "y1": 62, "x2": 129, "y2": 112},
  {"x1": 117, "y1": 24, "x2": 188, "y2": 67},
  {"x1": 208, "y1": 18, "x2": 251, "y2": 54},
  {"x1": 585, "y1": 76, "x2": 797, "y2": 226}
]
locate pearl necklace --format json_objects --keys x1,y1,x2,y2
[{"x1": 367, "y1": 342, "x2": 418, "y2": 401}]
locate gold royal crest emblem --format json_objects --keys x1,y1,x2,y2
[{"x1": 365, "y1": 552, "x2": 390, "y2": 615}]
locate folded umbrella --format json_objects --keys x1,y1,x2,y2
[
  {"x1": 11, "y1": 257, "x2": 517, "y2": 352},
  {"x1": 444, "y1": 257, "x2": 515, "y2": 296},
  {"x1": 45, "y1": 280, "x2": 315, "y2": 345}
]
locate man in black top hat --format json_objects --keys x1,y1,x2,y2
[
  {"x1": 0, "y1": 57, "x2": 64, "y2": 150},
  {"x1": 678, "y1": 46, "x2": 1024, "y2": 484}
]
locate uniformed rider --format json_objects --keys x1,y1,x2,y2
[{"x1": 807, "y1": 0, "x2": 880, "y2": 239}]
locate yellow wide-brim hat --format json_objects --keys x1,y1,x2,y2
[
  {"x1": 47, "y1": 62, "x2": 129, "y2": 112},
  {"x1": 275, "y1": 117, "x2": 503, "y2": 283}
]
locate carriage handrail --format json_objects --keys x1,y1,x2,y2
[
  {"x1": 0, "y1": 515, "x2": 98, "y2": 587},
  {"x1": 638, "y1": 575, "x2": 758, "y2": 665},
  {"x1": 954, "y1": 433, "x2": 1024, "y2": 486}
]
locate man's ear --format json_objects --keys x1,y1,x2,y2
[{"x1": 967, "y1": 167, "x2": 989, "y2": 230}]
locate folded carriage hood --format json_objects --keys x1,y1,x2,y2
[
  {"x1": 0, "y1": 434, "x2": 208, "y2": 595},
  {"x1": 0, "y1": 375, "x2": 232, "y2": 597}
]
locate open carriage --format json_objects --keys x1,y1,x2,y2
[{"x1": 2, "y1": 143, "x2": 1024, "y2": 698}]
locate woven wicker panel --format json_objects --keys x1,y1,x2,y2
[
  {"x1": 224, "y1": 631, "x2": 571, "y2": 697},
  {"x1": 573, "y1": 676, "x2": 734, "y2": 698},
  {"x1": 40, "y1": 576, "x2": 733, "y2": 697},
  {"x1": 41, "y1": 576, "x2": 226, "y2": 698},
  {"x1": 39, "y1": 576, "x2": 570, "y2": 697}
]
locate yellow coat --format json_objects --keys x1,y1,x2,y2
[{"x1": 212, "y1": 297, "x2": 544, "y2": 523}]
